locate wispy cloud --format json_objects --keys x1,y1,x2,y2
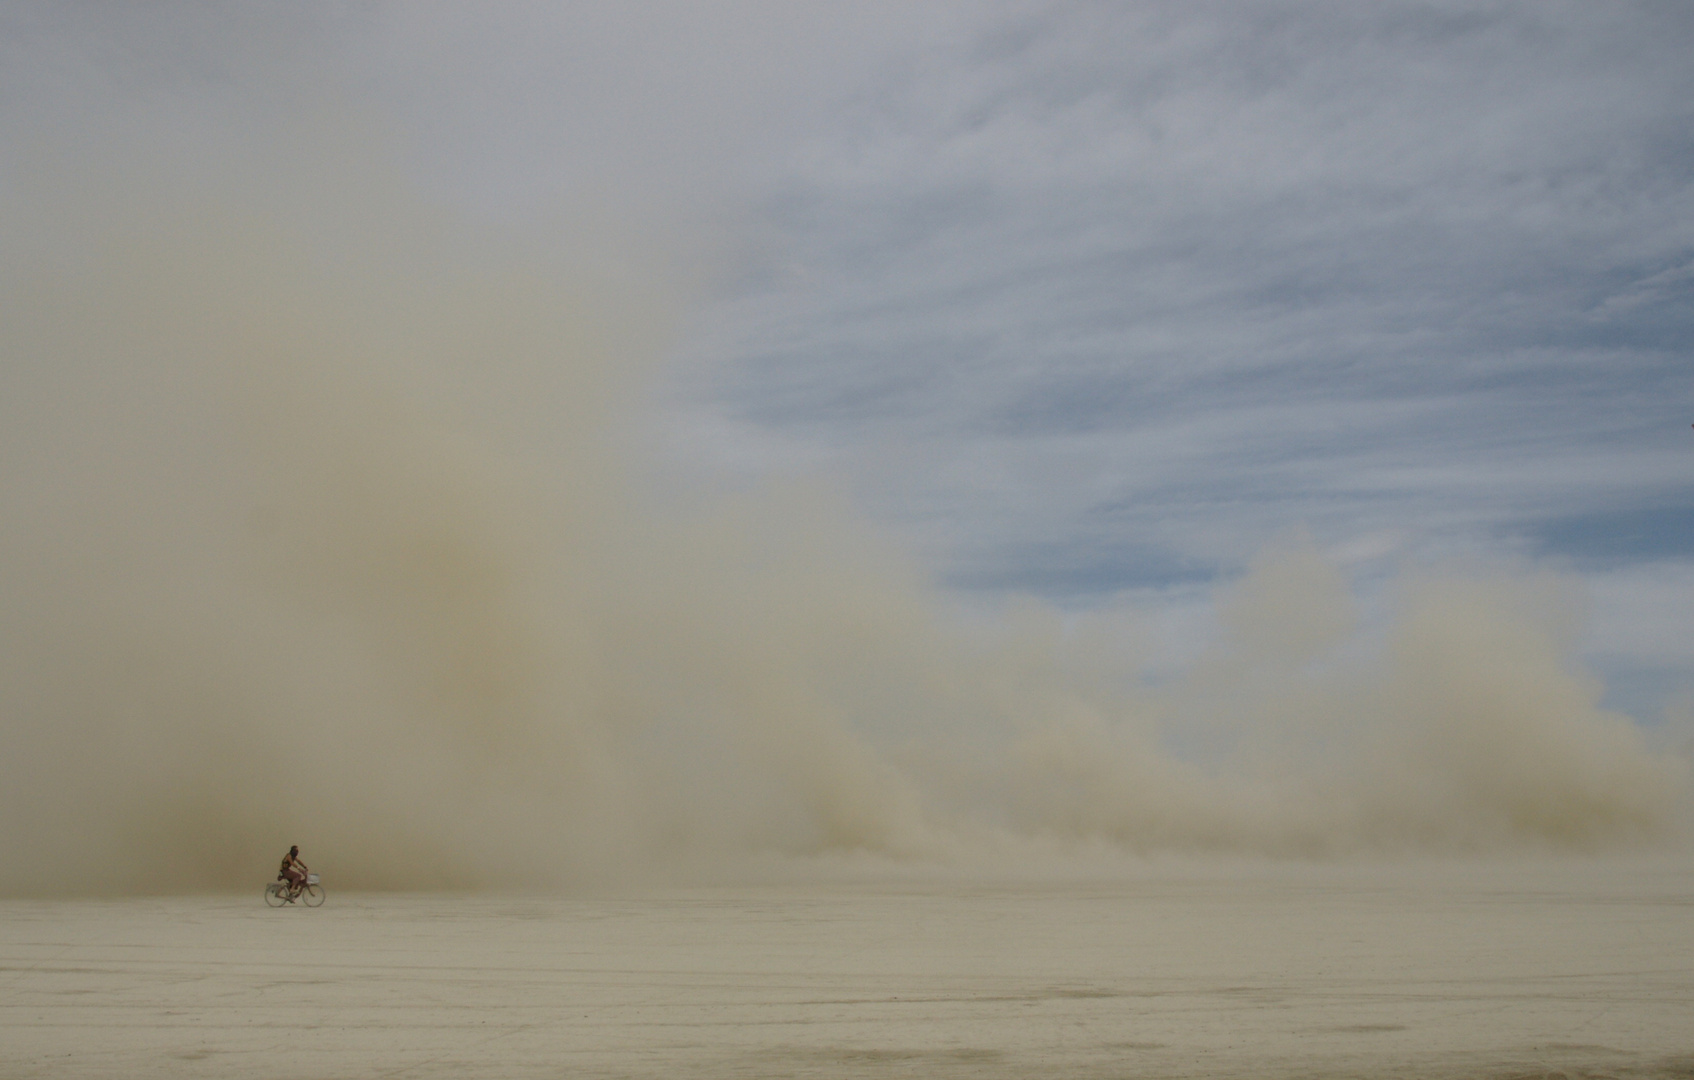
[{"x1": 661, "y1": 1, "x2": 1691, "y2": 626}]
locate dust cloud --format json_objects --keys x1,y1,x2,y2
[
  {"x1": 3, "y1": 211, "x2": 1686, "y2": 894},
  {"x1": 2, "y1": 173, "x2": 1687, "y2": 898}
]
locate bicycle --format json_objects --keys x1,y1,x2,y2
[{"x1": 264, "y1": 872, "x2": 325, "y2": 907}]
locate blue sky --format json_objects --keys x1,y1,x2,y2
[
  {"x1": 649, "y1": 3, "x2": 1694, "y2": 721},
  {"x1": 6, "y1": 1, "x2": 1692, "y2": 726}
]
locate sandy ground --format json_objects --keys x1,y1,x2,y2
[{"x1": 3, "y1": 860, "x2": 1692, "y2": 1079}]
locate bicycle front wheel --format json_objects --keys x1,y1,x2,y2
[
  {"x1": 263, "y1": 883, "x2": 286, "y2": 908},
  {"x1": 302, "y1": 883, "x2": 325, "y2": 907}
]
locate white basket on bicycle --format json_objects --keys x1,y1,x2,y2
[{"x1": 306, "y1": 873, "x2": 320, "y2": 886}]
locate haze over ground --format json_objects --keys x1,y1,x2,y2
[{"x1": 2, "y1": 2, "x2": 1691, "y2": 894}]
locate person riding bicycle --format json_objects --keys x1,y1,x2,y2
[{"x1": 278, "y1": 846, "x2": 309, "y2": 898}]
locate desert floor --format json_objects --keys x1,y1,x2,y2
[{"x1": 3, "y1": 859, "x2": 1691, "y2": 1079}]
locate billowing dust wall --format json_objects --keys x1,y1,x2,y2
[{"x1": 1, "y1": 178, "x2": 1686, "y2": 896}]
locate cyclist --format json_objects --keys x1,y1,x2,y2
[{"x1": 278, "y1": 846, "x2": 309, "y2": 900}]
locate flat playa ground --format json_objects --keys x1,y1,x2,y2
[{"x1": 3, "y1": 859, "x2": 1692, "y2": 1079}]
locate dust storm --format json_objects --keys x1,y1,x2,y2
[{"x1": 0, "y1": 181, "x2": 1684, "y2": 897}]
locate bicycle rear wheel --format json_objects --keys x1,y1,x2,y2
[
  {"x1": 302, "y1": 883, "x2": 325, "y2": 907},
  {"x1": 263, "y1": 883, "x2": 286, "y2": 907}
]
